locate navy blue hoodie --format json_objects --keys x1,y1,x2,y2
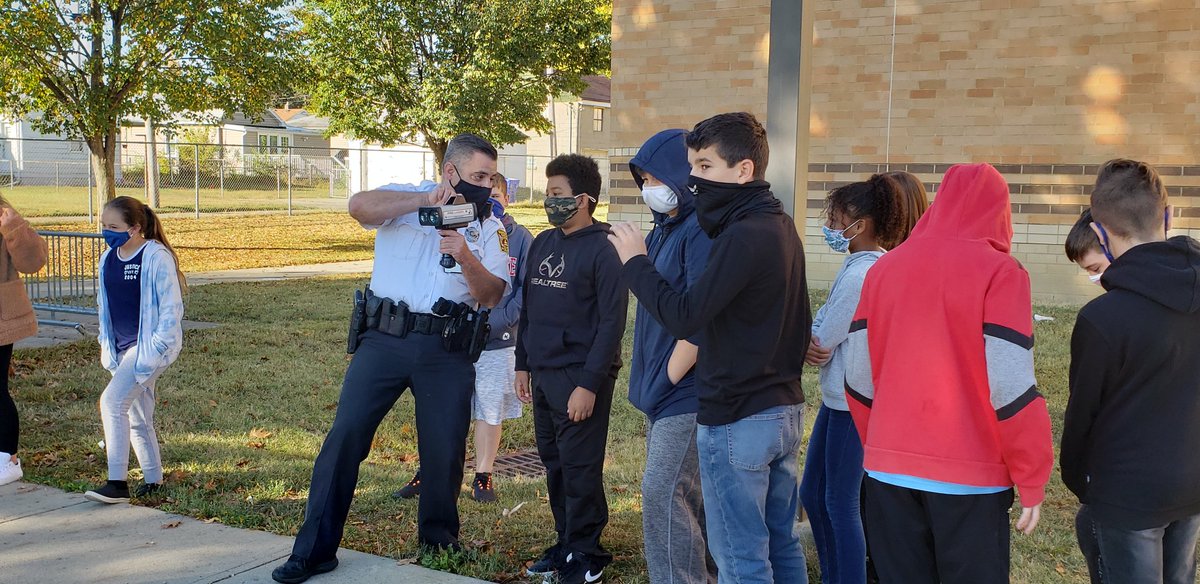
[
  {"x1": 515, "y1": 221, "x2": 628, "y2": 393},
  {"x1": 627, "y1": 130, "x2": 713, "y2": 421}
]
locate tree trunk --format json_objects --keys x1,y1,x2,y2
[
  {"x1": 145, "y1": 118, "x2": 160, "y2": 207},
  {"x1": 86, "y1": 132, "x2": 118, "y2": 203},
  {"x1": 427, "y1": 137, "x2": 448, "y2": 177}
]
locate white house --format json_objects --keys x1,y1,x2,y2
[
  {"x1": 348, "y1": 75, "x2": 612, "y2": 200},
  {"x1": 0, "y1": 115, "x2": 120, "y2": 186}
]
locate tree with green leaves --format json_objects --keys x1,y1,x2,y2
[
  {"x1": 300, "y1": 0, "x2": 610, "y2": 166},
  {"x1": 0, "y1": 1, "x2": 299, "y2": 201}
]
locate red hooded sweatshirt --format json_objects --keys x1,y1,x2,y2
[{"x1": 843, "y1": 163, "x2": 1053, "y2": 505}]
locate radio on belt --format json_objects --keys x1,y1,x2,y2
[{"x1": 418, "y1": 202, "x2": 477, "y2": 269}]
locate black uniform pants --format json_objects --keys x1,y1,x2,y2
[
  {"x1": 532, "y1": 367, "x2": 615, "y2": 562},
  {"x1": 292, "y1": 330, "x2": 474, "y2": 561},
  {"x1": 864, "y1": 477, "x2": 1014, "y2": 584}
]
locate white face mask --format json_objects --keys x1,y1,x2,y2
[
  {"x1": 641, "y1": 183, "x2": 678, "y2": 214},
  {"x1": 1089, "y1": 273, "x2": 1102, "y2": 285}
]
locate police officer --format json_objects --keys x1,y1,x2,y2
[{"x1": 272, "y1": 134, "x2": 510, "y2": 584}]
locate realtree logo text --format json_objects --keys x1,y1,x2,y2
[{"x1": 532, "y1": 253, "x2": 567, "y2": 289}]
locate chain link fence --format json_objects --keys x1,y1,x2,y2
[{"x1": 0, "y1": 137, "x2": 609, "y2": 219}]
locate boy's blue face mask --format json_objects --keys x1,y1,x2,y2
[
  {"x1": 103, "y1": 229, "x2": 131, "y2": 249},
  {"x1": 822, "y1": 219, "x2": 862, "y2": 254}
]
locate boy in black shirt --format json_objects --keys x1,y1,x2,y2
[
  {"x1": 515, "y1": 154, "x2": 628, "y2": 584},
  {"x1": 609, "y1": 112, "x2": 810, "y2": 583},
  {"x1": 1063, "y1": 159, "x2": 1200, "y2": 584}
]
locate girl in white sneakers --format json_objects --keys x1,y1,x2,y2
[
  {"x1": 84, "y1": 196, "x2": 185, "y2": 503},
  {"x1": 0, "y1": 199, "x2": 46, "y2": 486}
]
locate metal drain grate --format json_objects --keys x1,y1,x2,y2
[{"x1": 489, "y1": 448, "x2": 546, "y2": 479}]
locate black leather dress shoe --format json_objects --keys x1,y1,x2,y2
[{"x1": 270, "y1": 555, "x2": 339, "y2": 583}]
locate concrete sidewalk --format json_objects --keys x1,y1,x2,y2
[{"x1": 0, "y1": 481, "x2": 490, "y2": 584}]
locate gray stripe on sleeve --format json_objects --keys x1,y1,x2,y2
[{"x1": 985, "y1": 335, "x2": 1037, "y2": 411}]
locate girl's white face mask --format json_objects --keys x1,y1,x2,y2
[{"x1": 641, "y1": 184, "x2": 678, "y2": 214}]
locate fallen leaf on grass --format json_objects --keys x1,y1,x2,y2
[
  {"x1": 202, "y1": 517, "x2": 221, "y2": 524},
  {"x1": 208, "y1": 399, "x2": 218, "y2": 407},
  {"x1": 246, "y1": 441, "x2": 265, "y2": 449},
  {"x1": 249, "y1": 428, "x2": 273, "y2": 439},
  {"x1": 161, "y1": 520, "x2": 182, "y2": 529},
  {"x1": 1056, "y1": 564, "x2": 1067, "y2": 575},
  {"x1": 502, "y1": 501, "x2": 526, "y2": 517},
  {"x1": 234, "y1": 459, "x2": 251, "y2": 468}
]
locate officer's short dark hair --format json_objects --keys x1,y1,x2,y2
[
  {"x1": 1090, "y1": 159, "x2": 1169, "y2": 240},
  {"x1": 445, "y1": 133, "x2": 498, "y2": 168},
  {"x1": 1065, "y1": 209, "x2": 1102, "y2": 263},
  {"x1": 685, "y1": 112, "x2": 769, "y2": 181},
  {"x1": 546, "y1": 154, "x2": 601, "y2": 215}
]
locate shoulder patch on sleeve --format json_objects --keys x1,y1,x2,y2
[{"x1": 497, "y1": 227, "x2": 509, "y2": 253}]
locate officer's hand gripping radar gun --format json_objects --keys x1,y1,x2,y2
[{"x1": 418, "y1": 201, "x2": 477, "y2": 269}]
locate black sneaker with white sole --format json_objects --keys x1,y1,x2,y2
[
  {"x1": 134, "y1": 482, "x2": 162, "y2": 498},
  {"x1": 558, "y1": 551, "x2": 608, "y2": 584},
  {"x1": 84, "y1": 480, "x2": 130, "y2": 504},
  {"x1": 525, "y1": 542, "x2": 566, "y2": 576}
]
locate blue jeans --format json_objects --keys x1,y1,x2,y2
[
  {"x1": 697, "y1": 403, "x2": 808, "y2": 584},
  {"x1": 800, "y1": 406, "x2": 866, "y2": 584},
  {"x1": 1076, "y1": 505, "x2": 1200, "y2": 584}
]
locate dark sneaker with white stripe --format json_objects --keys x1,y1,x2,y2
[
  {"x1": 525, "y1": 542, "x2": 566, "y2": 576},
  {"x1": 84, "y1": 480, "x2": 130, "y2": 504},
  {"x1": 559, "y1": 551, "x2": 608, "y2": 584}
]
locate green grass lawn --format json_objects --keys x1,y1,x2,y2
[
  {"x1": 1, "y1": 183, "x2": 343, "y2": 218},
  {"x1": 12, "y1": 277, "x2": 1095, "y2": 582},
  {"x1": 29, "y1": 204, "x2": 605, "y2": 275}
]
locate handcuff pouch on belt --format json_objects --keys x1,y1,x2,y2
[{"x1": 432, "y1": 298, "x2": 491, "y2": 363}]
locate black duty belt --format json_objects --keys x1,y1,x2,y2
[
  {"x1": 373, "y1": 310, "x2": 450, "y2": 337},
  {"x1": 408, "y1": 313, "x2": 450, "y2": 335}
]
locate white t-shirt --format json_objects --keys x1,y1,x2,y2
[{"x1": 363, "y1": 181, "x2": 511, "y2": 312}]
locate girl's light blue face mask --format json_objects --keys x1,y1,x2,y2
[{"x1": 822, "y1": 219, "x2": 862, "y2": 254}]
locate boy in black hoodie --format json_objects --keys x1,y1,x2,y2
[
  {"x1": 609, "y1": 112, "x2": 810, "y2": 583},
  {"x1": 515, "y1": 154, "x2": 627, "y2": 584},
  {"x1": 1062, "y1": 159, "x2": 1200, "y2": 584}
]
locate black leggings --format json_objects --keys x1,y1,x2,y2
[{"x1": 0, "y1": 344, "x2": 15, "y2": 454}]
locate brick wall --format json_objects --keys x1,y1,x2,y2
[
  {"x1": 610, "y1": 0, "x2": 1200, "y2": 303},
  {"x1": 608, "y1": 0, "x2": 771, "y2": 228}
]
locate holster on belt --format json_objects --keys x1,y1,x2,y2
[{"x1": 347, "y1": 286, "x2": 371, "y2": 354}]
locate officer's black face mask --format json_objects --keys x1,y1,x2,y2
[{"x1": 450, "y1": 164, "x2": 494, "y2": 205}]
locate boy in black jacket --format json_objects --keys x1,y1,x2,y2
[
  {"x1": 609, "y1": 112, "x2": 810, "y2": 583},
  {"x1": 515, "y1": 154, "x2": 628, "y2": 584},
  {"x1": 1062, "y1": 159, "x2": 1200, "y2": 584}
]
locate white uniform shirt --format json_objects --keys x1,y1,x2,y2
[{"x1": 363, "y1": 181, "x2": 511, "y2": 312}]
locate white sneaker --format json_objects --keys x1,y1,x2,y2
[{"x1": 0, "y1": 456, "x2": 23, "y2": 486}]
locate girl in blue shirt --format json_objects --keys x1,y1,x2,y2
[{"x1": 84, "y1": 196, "x2": 186, "y2": 504}]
